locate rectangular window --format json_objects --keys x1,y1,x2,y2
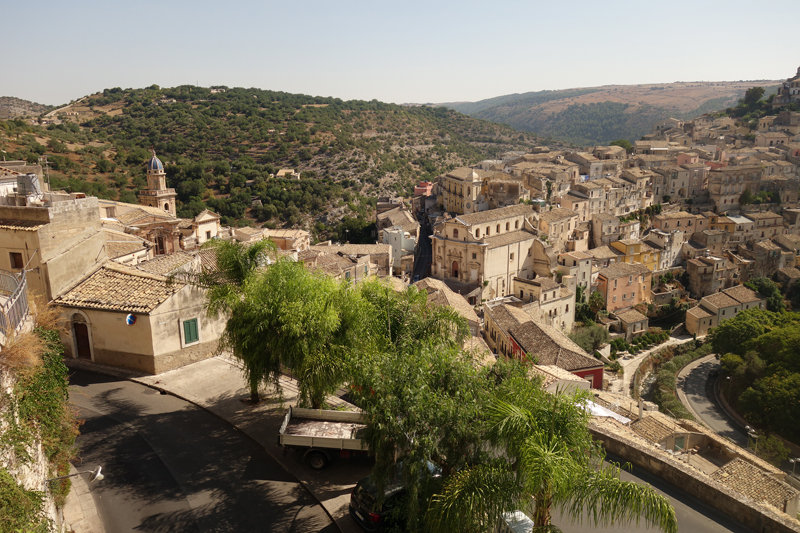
[
  {"x1": 9, "y1": 252, "x2": 23, "y2": 269},
  {"x1": 472, "y1": 253, "x2": 476, "y2": 260},
  {"x1": 345, "y1": 271, "x2": 351, "y2": 280},
  {"x1": 613, "y1": 296, "x2": 617, "y2": 303},
  {"x1": 183, "y1": 318, "x2": 199, "y2": 345},
  {"x1": 206, "y1": 231, "x2": 212, "y2": 239},
  {"x1": 510, "y1": 253, "x2": 514, "y2": 260}
]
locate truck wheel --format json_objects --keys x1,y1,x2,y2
[{"x1": 307, "y1": 451, "x2": 329, "y2": 470}]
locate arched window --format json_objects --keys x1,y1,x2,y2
[
  {"x1": 475, "y1": 228, "x2": 480, "y2": 238},
  {"x1": 506, "y1": 222, "x2": 510, "y2": 231},
  {"x1": 164, "y1": 203, "x2": 169, "y2": 211},
  {"x1": 486, "y1": 227, "x2": 490, "y2": 236},
  {"x1": 515, "y1": 220, "x2": 519, "y2": 229},
  {"x1": 496, "y1": 224, "x2": 500, "y2": 233},
  {"x1": 453, "y1": 229, "x2": 459, "y2": 239}
]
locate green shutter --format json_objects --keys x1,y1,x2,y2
[{"x1": 184, "y1": 318, "x2": 199, "y2": 344}]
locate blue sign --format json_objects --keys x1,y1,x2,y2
[{"x1": 126, "y1": 314, "x2": 136, "y2": 326}]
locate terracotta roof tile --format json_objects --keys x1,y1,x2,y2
[
  {"x1": 702, "y1": 292, "x2": 740, "y2": 309},
  {"x1": 630, "y1": 414, "x2": 683, "y2": 444},
  {"x1": 455, "y1": 205, "x2": 535, "y2": 226},
  {"x1": 538, "y1": 207, "x2": 579, "y2": 223},
  {"x1": 710, "y1": 458, "x2": 799, "y2": 511},
  {"x1": 722, "y1": 285, "x2": 763, "y2": 304},
  {"x1": 509, "y1": 318, "x2": 601, "y2": 372},
  {"x1": 136, "y1": 252, "x2": 195, "y2": 276},
  {"x1": 54, "y1": 263, "x2": 183, "y2": 313},
  {"x1": 598, "y1": 262, "x2": 650, "y2": 279}
]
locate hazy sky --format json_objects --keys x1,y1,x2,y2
[{"x1": 4, "y1": 0, "x2": 798, "y2": 106}]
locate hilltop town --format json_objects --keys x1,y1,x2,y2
[{"x1": 2, "y1": 66, "x2": 800, "y2": 533}]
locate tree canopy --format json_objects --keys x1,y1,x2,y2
[
  {"x1": 194, "y1": 242, "x2": 677, "y2": 531},
  {"x1": 712, "y1": 309, "x2": 800, "y2": 442}
]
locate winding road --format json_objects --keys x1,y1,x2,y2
[{"x1": 677, "y1": 355, "x2": 748, "y2": 447}]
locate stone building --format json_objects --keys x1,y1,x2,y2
[
  {"x1": 138, "y1": 151, "x2": 177, "y2": 217},
  {"x1": 686, "y1": 255, "x2": 737, "y2": 298},
  {"x1": 685, "y1": 285, "x2": 765, "y2": 336},
  {"x1": 512, "y1": 276, "x2": 576, "y2": 334},
  {"x1": 429, "y1": 205, "x2": 539, "y2": 299},
  {"x1": 437, "y1": 167, "x2": 488, "y2": 215},
  {"x1": 595, "y1": 262, "x2": 652, "y2": 313},
  {"x1": 55, "y1": 263, "x2": 226, "y2": 374},
  {"x1": 483, "y1": 302, "x2": 603, "y2": 388},
  {"x1": 536, "y1": 207, "x2": 580, "y2": 251},
  {"x1": 0, "y1": 196, "x2": 108, "y2": 300}
]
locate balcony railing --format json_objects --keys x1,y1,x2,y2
[{"x1": 0, "y1": 269, "x2": 29, "y2": 335}]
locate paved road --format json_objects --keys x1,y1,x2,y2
[
  {"x1": 69, "y1": 370, "x2": 335, "y2": 533},
  {"x1": 552, "y1": 453, "x2": 752, "y2": 533},
  {"x1": 678, "y1": 355, "x2": 748, "y2": 448},
  {"x1": 412, "y1": 221, "x2": 431, "y2": 280}
]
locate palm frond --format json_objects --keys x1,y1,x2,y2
[{"x1": 560, "y1": 465, "x2": 678, "y2": 533}]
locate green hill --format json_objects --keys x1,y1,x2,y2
[{"x1": 0, "y1": 86, "x2": 544, "y2": 240}]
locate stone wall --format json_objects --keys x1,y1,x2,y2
[
  {"x1": 0, "y1": 369, "x2": 62, "y2": 529},
  {"x1": 590, "y1": 424, "x2": 800, "y2": 533},
  {"x1": 154, "y1": 339, "x2": 220, "y2": 374}
]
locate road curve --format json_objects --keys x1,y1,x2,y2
[{"x1": 69, "y1": 369, "x2": 335, "y2": 533}]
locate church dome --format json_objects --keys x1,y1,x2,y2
[{"x1": 147, "y1": 152, "x2": 164, "y2": 172}]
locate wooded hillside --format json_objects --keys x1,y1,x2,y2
[{"x1": 0, "y1": 86, "x2": 542, "y2": 240}]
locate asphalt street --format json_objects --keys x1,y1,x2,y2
[
  {"x1": 551, "y1": 453, "x2": 752, "y2": 533},
  {"x1": 679, "y1": 356, "x2": 748, "y2": 448},
  {"x1": 412, "y1": 220, "x2": 431, "y2": 281},
  {"x1": 69, "y1": 369, "x2": 335, "y2": 533}
]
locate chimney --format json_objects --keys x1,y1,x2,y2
[{"x1": 638, "y1": 400, "x2": 643, "y2": 420}]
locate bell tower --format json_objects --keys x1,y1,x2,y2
[{"x1": 139, "y1": 149, "x2": 177, "y2": 217}]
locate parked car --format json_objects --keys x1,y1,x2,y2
[{"x1": 350, "y1": 462, "x2": 440, "y2": 531}]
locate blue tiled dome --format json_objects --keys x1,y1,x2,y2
[{"x1": 147, "y1": 153, "x2": 164, "y2": 172}]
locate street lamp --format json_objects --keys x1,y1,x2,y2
[
  {"x1": 747, "y1": 430, "x2": 760, "y2": 455},
  {"x1": 726, "y1": 376, "x2": 732, "y2": 397},
  {"x1": 791, "y1": 458, "x2": 799, "y2": 476},
  {"x1": 46, "y1": 466, "x2": 104, "y2": 487}
]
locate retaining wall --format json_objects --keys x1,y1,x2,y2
[{"x1": 591, "y1": 424, "x2": 800, "y2": 532}]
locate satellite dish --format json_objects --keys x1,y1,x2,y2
[{"x1": 88, "y1": 466, "x2": 104, "y2": 482}]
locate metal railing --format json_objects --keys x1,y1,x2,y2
[{"x1": 0, "y1": 269, "x2": 29, "y2": 335}]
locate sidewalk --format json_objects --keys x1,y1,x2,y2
[
  {"x1": 608, "y1": 333, "x2": 694, "y2": 397},
  {"x1": 130, "y1": 355, "x2": 367, "y2": 533},
  {"x1": 62, "y1": 464, "x2": 104, "y2": 533}
]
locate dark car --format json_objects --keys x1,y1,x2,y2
[
  {"x1": 349, "y1": 462, "x2": 440, "y2": 531},
  {"x1": 349, "y1": 475, "x2": 405, "y2": 531}
]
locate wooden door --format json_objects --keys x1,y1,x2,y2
[{"x1": 74, "y1": 322, "x2": 91, "y2": 359}]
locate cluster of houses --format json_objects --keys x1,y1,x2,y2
[
  {"x1": 402, "y1": 68, "x2": 800, "y2": 394},
  {"x1": 0, "y1": 153, "x2": 395, "y2": 375}
]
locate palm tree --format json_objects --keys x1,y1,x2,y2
[{"x1": 425, "y1": 377, "x2": 677, "y2": 533}]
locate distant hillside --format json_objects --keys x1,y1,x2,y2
[
  {"x1": 443, "y1": 81, "x2": 781, "y2": 146},
  {"x1": 0, "y1": 86, "x2": 544, "y2": 240},
  {"x1": 0, "y1": 97, "x2": 53, "y2": 119}
]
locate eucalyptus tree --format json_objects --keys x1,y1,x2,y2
[
  {"x1": 187, "y1": 239, "x2": 277, "y2": 402},
  {"x1": 193, "y1": 239, "x2": 376, "y2": 406}
]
